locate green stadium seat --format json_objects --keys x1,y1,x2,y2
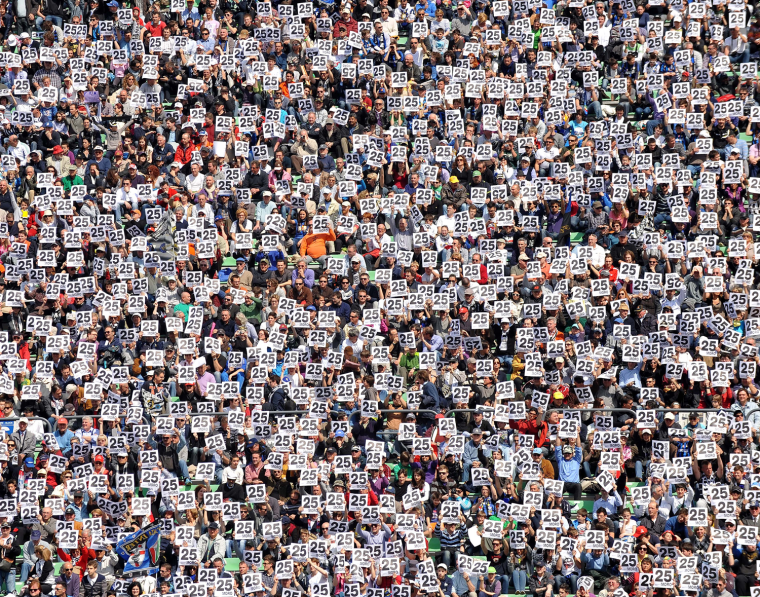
[
  {"x1": 570, "y1": 232, "x2": 584, "y2": 244},
  {"x1": 428, "y1": 537, "x2": 441, "y2": 553},
  {"x1": 368, "y1": 271, "x2": 376, "y2": 281},
  {"x1": 569, "y1": 500, "x2": 595, "y2": 513},
  {"x1": 225, "y1": 557, "x2": 241, "y2": 571}
]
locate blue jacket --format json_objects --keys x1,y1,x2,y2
[
  {"x1": 420, "y1": 380, "x2": 440, "y2": 419},
  {"x1": 663, "y1": 515, "x2": 689, "y2": 540}
]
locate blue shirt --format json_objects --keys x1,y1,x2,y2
[
  {"x1": 87, "y1": 157, "x2": 112, "y2": 176},
  {"x1": 554, "y1": 445, "x2": 582, "y2": 483},
  {"x1": 181, "y1": 7, "x2": 201, "y2": 23},
  {"x1": 54, "y1": 429, "x2": 75, "y2": 456},
  {"x1": 619, "y1": 363, "x2": 642, "y2": 388},
  {"x1": 727, "y1": 139, "x2": 749, "y2": 160},
  {"x1": 581, "y1": 551, "x2": 609, "y2": 572},
  {"x1": 452, "y1": 571, "x2": 479, "y2": 596},
  {"x1": 424, "y1": 334, "x2": 443, "y2": 352}
]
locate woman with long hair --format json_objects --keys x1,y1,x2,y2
[{"x1": 34, "y1": 546, "x2": 55, "y2": 594}]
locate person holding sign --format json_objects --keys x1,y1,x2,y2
[{"x1": 555, "y1": 429, "x2": 583, "y2": 500}]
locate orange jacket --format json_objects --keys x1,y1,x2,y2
[{"x1": 299, "y1": 229, "x2": 336, "y2": 260}]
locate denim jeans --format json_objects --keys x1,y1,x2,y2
[
  {"x1": 653, "y1": 213, "x2": 671, "y2": 228},
  {"x1": 635, "y1": 106, "x2": 653, "y2": 121},
  {"x1": 499, "y1": 576, "x2": 511, "y2": 594},
  {"x1": 188, "y1": 446, "x2": 202, "y2": 466},
  {"x1": 585, "y1": 101, "x2": 603, "y2": 120},
  {"x1": 0, "y1": 568, "x2": 16, "y2": 594},
  {"x1": 555, "y1": 574, "x2": 578, "y2": 593},
  {"x1": 635, "y1": 459, "x2": 651, "y2": 480},
  {"x1": 512, "y1": 570, "x2": 527, "y2": 592},
  {"x1": 462, "y1": 460, "x2": 473, "y2": 483},
  {"x1": 646, "y1": 118, "x2": 663, "y2": 136},
  {"x1": 583, "y1": 461, "x2": 597, "y2": 479},
  {"x1": 729, "y1": 48, "x2": 750, "y2": 64},
  {"x1": 227, "y1": 539, "x2": 246, "y2": 560},
  {"x1": 440, "y1": 549, "x2": 458, "y2": 570},
  {"x1": 35, "y1": 14, "x2": 63, "y2": 29},
  {"x1": 20, "y1": 562, "x2": 31, "y2": 584}
]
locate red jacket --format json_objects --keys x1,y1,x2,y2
[
  {"x1": 57, "y1": 546, "x2": 96, "y2": 579},
  {"x1": 332, "y1": 17, "x2": 358, "y2": 37},
  {"x1": 174, "y1": 142, "x2": 195, "y2": 165},
  {"x1": 509, "y1": 418, "x2": 548, "y2": 447}
]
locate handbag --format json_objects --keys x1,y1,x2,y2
[{"x1": 0, "y1": 548, "x2": 13, "y2": 572}]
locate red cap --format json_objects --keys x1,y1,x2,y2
[
  {"x1": 52, "y1": 145, "x2": 64, "y2": 155},
  {"x1": 634, "y1": 526, "x2": 648, "y2": 538},
  {"x1": 458, "y1": 307, "x2": 468, "y2": 315},
  {"x1": 57, "y1": 417, "x2": 67, "y2": 425},
  {"x1": 93, "y1": 455, "x2": 104, "y2": 463}
]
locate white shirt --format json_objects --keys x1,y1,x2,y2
[
  {"x1": 436, "y1": 214, "x2": 456, "y2": 233},
  {"x1": 535, "y1": 146, "x2": 560, "y2": 161},
  {"x1": 572, "y1": 243, "x2": 606, "y2": 269},
  {"x1": 185, "y1": 173, "x2": 204, "y2": 194},
  {"x1": 380, "y1": 16, "x2": 398, "y2": 37},
  {"x1": 8, "y1": 142, "x2": 30, "y2": 167},
  {"x1": 222, "y1": 464, "x2": 244, "y2": 485},
  {"x1": 724, "y1": 34, "x2": 746, "y2": 54},
  {"x1": 116, "y1": 187, "x2": 139, "y2": 208},
  {"x1": 190, "y1": 202, "x2": 215, "y2": 228}
]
